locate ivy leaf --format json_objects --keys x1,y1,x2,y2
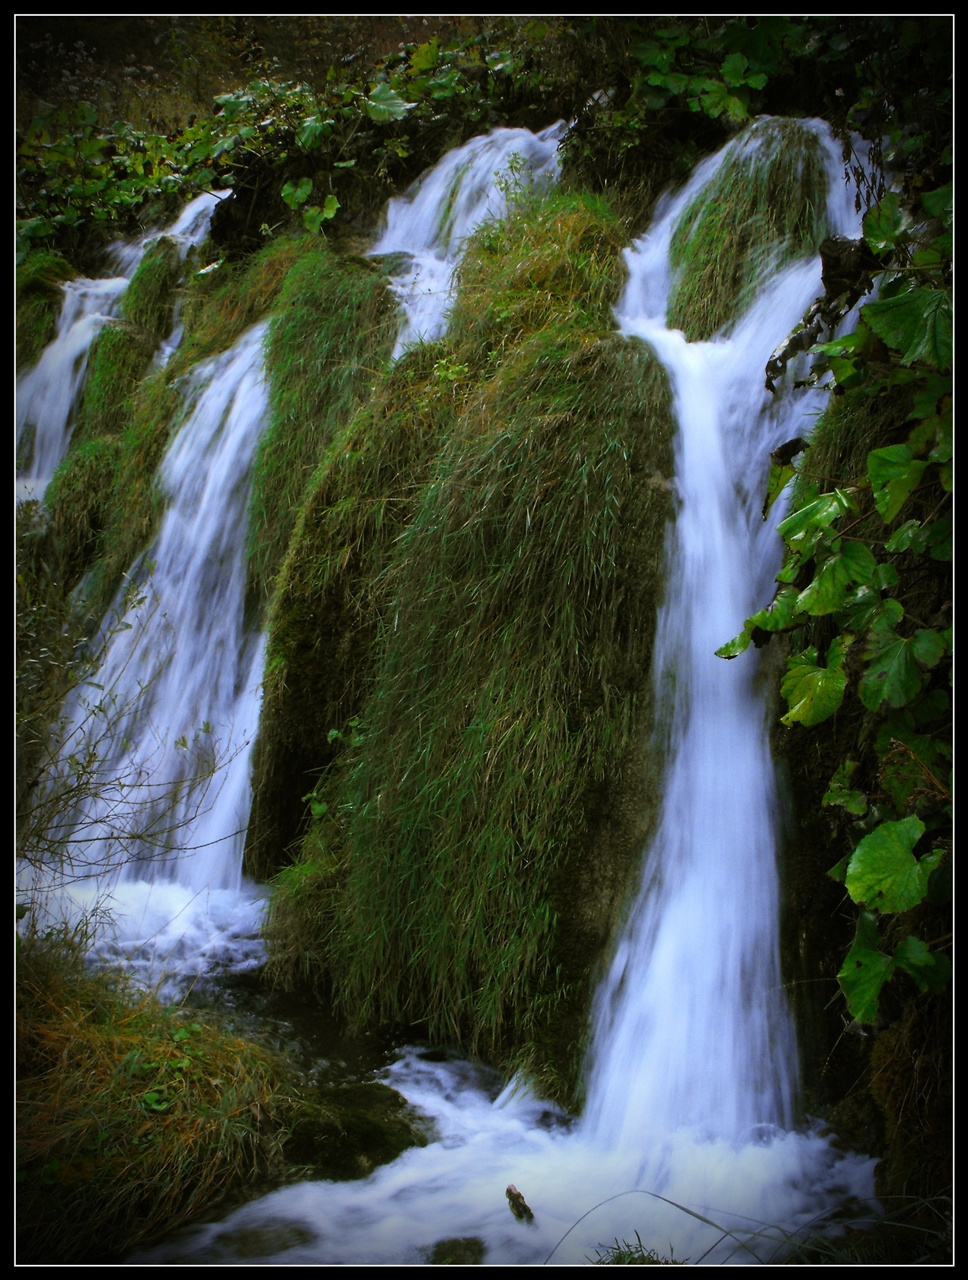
[
  {"x1": 796, "y1": 539, "x2": 877, "y2": 615},
  {"x1": 364, "y1": 83, "x2": 417, "y2": 123},
  {"x1": 837, "y1": 911, "x2": 893, "y2": 1024},
  {"x1": 844, "y1": 815, "x2": 926, "y2": 912},
  {"x1": 893, "y1": 934, "x2": 951, "y2": 994},
  {"x1": 867, "y1": 445, "x2": 927, "y2": 522},
  {"x1": 862, "y1": 287, "x2": 952, "y2": 370},
  {"x1": 780, "y1": 634, "x2": 851, "y2": 726}
]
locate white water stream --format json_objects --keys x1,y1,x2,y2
[{"x1": 19, "y1": 121, "x2": 879, "y2": 1263}]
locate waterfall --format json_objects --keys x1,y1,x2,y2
[
  {"x1": 16, "y1": 192, "x2": 227, "y2": 502},
  {"x1": 371, "y1": 120, "x2": 566, "y2": 357},
  {"x1": 124, "y1": 119, "x2": 879, "y2": 1266},
  {"x1": 17, "y1": 132, "x2": 565, "y2": 995},
  {"x1": 19, "y1": 322, "x2": 270, "y2": 992}
]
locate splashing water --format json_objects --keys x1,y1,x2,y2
[{"x1": 127, "y1": 120, "x2": 879, "y2": 1265}]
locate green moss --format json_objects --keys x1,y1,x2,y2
[
  {"x1": 284, "y1": 1081, "x2": 427, "y2": 1180},
  {"x1": 119, "y1": 235, "x2": 181, "y2": 344},
  {"x1": 262, "y1": 190, "x2": 676, "y2": 1100},
  {"x1": 246, "y1": 341, "x2": 452, "y2": 880},
  {"x1": 73, "y1": 322, "x2": 157, "y2": 446},
  {"x1": 78, "y1": 369, "x2": 185, "y2": 619},
  {"x1": 174, "y1": 233, "x2": 312, "y2": 369},
  {"x1": 247, "y1": 242, "x2": 398, "y2": 608},
  {"x1": 16, "y1": 250, "x2": 75, "y2": 372},
  {"x1": 668, "y1": 118, "x2": 829, "y2": 341},
  {"x1": 45, "y1": 437, "x2": 122, "y2": 588}
]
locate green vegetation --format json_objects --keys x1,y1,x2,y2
[
  {"x1": 668, "y1": 118, "x2": 827, "y2": 340},
  {"x1": 263, "y1": 188, "x2": 675, "y2": 1099},
  {"x1": 16, "y1": 923, "x2": 291, "y2": 1264},
  {"x1": 718, "y1": 190, "x2": 951, "y2": 1033},
  {"x1": 16, "y1": 250, "x2": 75, "y2": 372},
  {"x1": 594, "y1": 1234, "x2": 685, "y2": 1265},
  {"x1": 249, "y1": 241, "x2": 398, "y2": 605}
]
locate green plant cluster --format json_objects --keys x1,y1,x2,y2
[
  {"x1": 718, "y1": 181, "x2": 952, "y2": 1027},
  {"x1": 16, "y1": 923, "x2": 290, "y2": 1264}
]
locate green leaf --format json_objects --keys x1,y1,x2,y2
[
  {"x1": 409, "y1": 37, "x2": 440, "y2": 73},
  {"x1": 893, "y1": 935, "x2": 951, "y2": 994},
  {"x1": 281, "y1": 176, "x2": 312, "y2": 209},
  {"x1": 863, "y1": 192, "x2": 907, "y2": 254},
  {"x1": 837, "y1": 911, "x2": 893, "y2": 1023},
  {"x1": 920, "y1": 181, "x2": 952, "y2": 224},
  {"x1": 885, "y1": 519, "x2": 928, "y2": 554},
  {"x1": 297, "y1": 116, "x2": 333, "y2": 150},
  {"x1": 721, "y1": 51, "x2": 749, "y2": 87},
  {"x1": 780, "y1": 634, "x2": 851, "y2": 727},
  {"x1": 862, "y1": 287, "x2": 952, "y2": 370},
  {"x1": 777, "y1": 490, "x2": 855, "y2": 553},
  {"x1": 844, "y1": 815, "x2": 926, "y2": 912},
  {"x1": 795, "y1": 540, "x2": 877, "y2": 615},
  {"x1": 859, "y1": 614, "x2": 943, "y2": 712},
  {"x1": 867, "y1": 445, "x2": 927, "y2": 522},
  {"x1": 762, "y1": 461, "x2": 796, "y2": 518},
  {"x1": 364, "y1": 83, "x2": 416, "y2": 123}
]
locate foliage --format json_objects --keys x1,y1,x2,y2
[
  {"x1": 16, "y1": 921, "x2": 291, "y2": 1263},
  {"x1": 594, "y1": 1233, "x2": 684, "y2": 1265},
  {"x1": 718, "y1": 176, "x2": 951, "y2": 1026}
]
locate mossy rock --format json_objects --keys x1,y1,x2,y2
[
  {"x1": 120, "y1": 235, "x2": 181, "y2": 345},
  {"x1": 284, "y1": 1081, "x2": 427, "y2": 1180},
  {"x1": 667, "y1": 117, "x2": 828, "y2": 341},
  {"x1": 16, "y1": 250, "x2": 75, "y2": 373},
  {"x1": 426, "y1": 1237, "x2": 486, "y2": 1265}
]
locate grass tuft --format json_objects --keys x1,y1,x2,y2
[
  {"x1": 16, "y1": 250, "x2": 76, "y2": 373},
  {"x1": 16, "y1": 923, "x2": 291, "y2": 1264},
  {"x1": 667, "y1": 118, "x2": 829, "y2": 341}
]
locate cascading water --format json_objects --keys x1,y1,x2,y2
[
  {"x1": 17, "y1": 131, "x2": 565, "y2": 996},
  {"x1": 16, "y1": 192, "x2": 227, "y2": 502},
  {"x1": 20, "y1": 322, "x2": 271, "y2": 992},
  {"x1": 126, "y1": 119, "x2": 879, "y2": 1266},
  {"x1": 370, "y1": 120, "x2": 566, "y2": 357}
]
